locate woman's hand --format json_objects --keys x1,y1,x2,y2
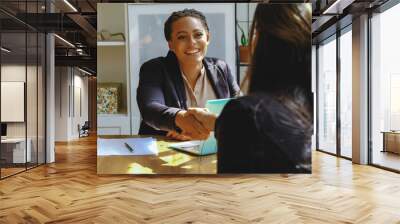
[
  {"x1": 166, "y1": 131, "x2": 192, "y2": 141},
  {"x1": 175, "y1": 110, "x2": 210, "y2": 140},
  {"x1": 187, "y1": 108, "x2": 217, "y2": 132}
]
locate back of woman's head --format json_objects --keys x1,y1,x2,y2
[{"x1": 246, "y1": 4, "x2": 311, "y2": 96}]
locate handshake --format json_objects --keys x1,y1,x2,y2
[{"x1": 168, "y1": 108, "x2": 218, "y2": 141}]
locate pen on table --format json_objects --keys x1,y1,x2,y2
[{"x1": 124, "y1": 142, "x2": 134, "y2": 153}]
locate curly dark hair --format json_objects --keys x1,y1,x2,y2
[{"x1": 164, "y1": 8, "x2": 209, "y2": 41}]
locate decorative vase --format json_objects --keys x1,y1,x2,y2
[{"x1": 239, "y1": 46, "x2": 250, "y2": 63}]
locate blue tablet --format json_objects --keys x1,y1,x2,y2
[{"x1": 169, "y1": 98, "x2": 232, "y2": 155}]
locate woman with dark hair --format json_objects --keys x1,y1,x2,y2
[
  {"x1": 137, "y1": 9, "x2": 240, "y2": 140},
  {"x1": 189, "y1": 4, "x2": 313, "y2": 173}
]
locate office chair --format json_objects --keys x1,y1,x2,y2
[{"x1": 79, "y1": 121, "x2": 90, "y2": 138}]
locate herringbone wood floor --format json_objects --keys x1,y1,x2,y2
[{"x1": 1, "y1": 135, "x2": 400, "y2": 224}]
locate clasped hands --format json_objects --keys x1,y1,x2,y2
[{"x1": 168, "y1": 108, "x2": 217, "y2": 141}]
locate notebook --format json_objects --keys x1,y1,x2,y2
[
  {"x1": 169, "y1": 98, "x2": 231, "y2": 155},
  {"x1": 97, "y1": 137, "x2": 158, "y2": 156}
]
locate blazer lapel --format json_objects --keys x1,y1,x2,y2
[
  {"x1": 204, "y1": 60, "x2": 226, "y2": 99},
  {"x1": 165, "y1": 51, "x2": 187, "y2": 109}
]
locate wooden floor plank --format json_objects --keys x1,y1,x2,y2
[{"x1": 0, "y1": 135, "x2": 399, "y2": 223}]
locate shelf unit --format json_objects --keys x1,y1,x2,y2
[
  {"x1": 97, "y1": 41, "x2": 125, "y2": 46},
  {"x1": 235, "y1": 3, "x2": 256, "y2": 85},
  {"x1": 97, "y1": 3, "x2": 131, "y2": 135}
]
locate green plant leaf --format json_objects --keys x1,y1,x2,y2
[
  {"x1": 237, "y1": 23, "x2": 248, "y2": 46},
  {"x1": 241, "y1": 34, "x2": 247, "y2": 46}
]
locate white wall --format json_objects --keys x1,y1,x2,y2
[
  {"x1": 54, "y1": 67, "x2": 89, "y2": 141},
  {"x1": 1, "y1": 65, "x2": 26, "y2": 81},
  {"x1": 1, "y1": 63, "x2": 46, "y2": 164},
  {"x1": 1, "y1": 65, "x2": 30, "y2": 138},
  {"x1": 72, "y1": 73, "x2": 89, "y2": 138},
  {"x1": 55, "y1": 67, "x2": 69, "y2": 141},
  {"x1": 1, "y1": 82, "x2": 25, "y2": 122}
]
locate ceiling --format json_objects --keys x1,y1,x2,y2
[
  {"x1": 0, "y1": 0, "x2": 99, "y2": 74},
  {"x1": 0, "y1": 0, "x2": 393, "y2": 75}
]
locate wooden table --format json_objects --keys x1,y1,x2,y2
[
  {"x1": 381, "y1": 131, "x2": 400, "y2": 154},
  {"x1": 1, "y1": 138, "x2": 32, "y2": 164},
  {"x1": 97, "y1": 135, "x2": 217, "y2": 174}
]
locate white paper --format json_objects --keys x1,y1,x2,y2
[
  {"x1": 169, "y1": 141, "x2": 202, "y2": 149},
  {"x1": 97, "y1": 137, "x2": 158, "y2": 156}
]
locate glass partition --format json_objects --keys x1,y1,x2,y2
[
  {"x1": 317, "y1": 35, "x2": 337, "y2": 155},
  {"x1": 370, "y1": 2, "x2": 400, "y2": 171},
  {"x1": 339, "y1": 27, "x2": 352, "y2": 158},
  {"x1": 1, "y1": 31, "x2": 28, "y2": 178},
  {"x1": 0, "y1": 1, "x2": 46, "y2": 179},
  {"x1": 27, "y1": 30, "x2": 38, "y2": 169},
  {"x1": 38, "y1": 32, "x2": 46, "y2": 165}
]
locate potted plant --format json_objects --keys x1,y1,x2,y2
[{"x1": 237, "y1": 23, "x2": 249, "y2": 63}]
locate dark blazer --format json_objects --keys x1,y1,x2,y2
[
  {"x1": 137, "y1": 51, "x2": 240, "y2": 136},
  {"x1": 215, "y1": 92, "x2": 312, "y2": 173}
]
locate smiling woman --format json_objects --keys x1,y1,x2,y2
[
  {"x1": 136, "y1": 8, "x2": 240, "y2": 141},
  {"x1": 166, "y1": 13, "x2": 210, "y2": 67}
]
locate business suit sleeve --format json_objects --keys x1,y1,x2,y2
[
  {"x1": 224, "y1": 63, "x2": 241, "y2": 97},
  {"x1": 136, "y1": 60, "x2": 181, "y2": 132}
]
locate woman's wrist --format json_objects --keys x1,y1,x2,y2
[{"x1": 174, "y1": 110, "x2": 185, "y2": 133}]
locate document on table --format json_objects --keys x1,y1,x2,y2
[
  {"x1": 169, "y1": 141, "x2": 202, "y2": 149},
  {"x1": 97, "y1": 137, "x2": 158, "y2": 156}
]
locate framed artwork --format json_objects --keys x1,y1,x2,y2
[
  {"x1": 97, "y1": 83, "x2": 122, "y2": 114},
  {"x1": 1, "y1": 81, "x2": 25, "y2": 122}
]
